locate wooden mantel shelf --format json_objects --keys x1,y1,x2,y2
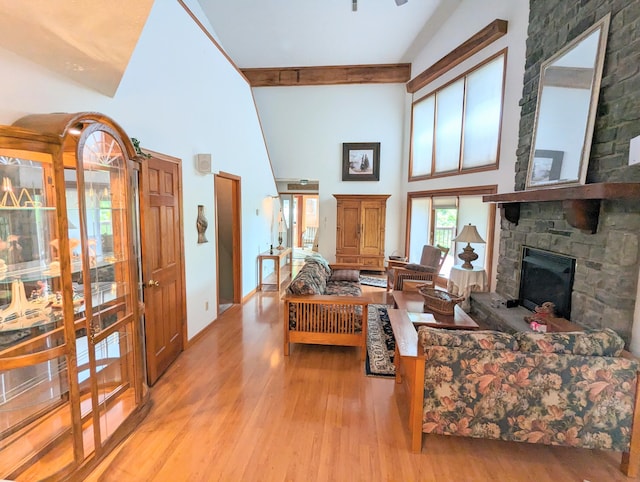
[{"x1": 483, "y1": 182, "x2": 640, "y2": 233}]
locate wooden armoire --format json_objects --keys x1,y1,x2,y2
[{"x1": 334, "y1": 194, "x2": 390, "y2": 271}]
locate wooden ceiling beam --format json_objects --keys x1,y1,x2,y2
[
  {"x1": 406, "y1": 19, "x2": 508, "y2": 94},
  {"x1": 241, "y1": 63, "x2": 411, "y2": 87}
]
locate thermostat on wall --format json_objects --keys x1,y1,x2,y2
[{"x1": 630, "y1": 135, "x2": 640, "y2": 166}]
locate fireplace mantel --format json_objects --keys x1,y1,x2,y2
[{"x1": 483, "y1": 182, "x2": 640, "y2": 233}]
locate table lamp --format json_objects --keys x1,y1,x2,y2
[{"x1": 453, "y1": 224, "x2": 485, "y2": 269}]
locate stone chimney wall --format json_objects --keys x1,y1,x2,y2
[{"x1": 495, "y1": 0, "x2": 640, "y2": 343}]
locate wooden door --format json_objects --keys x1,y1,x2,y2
[
  {"x1": 140, "y1": 153, "x2": 186, "y2": 385},
  {"x1": 336, "y1": 199, "x2": 361, "y2": 257}
]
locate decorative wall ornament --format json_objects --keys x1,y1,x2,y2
[{"x1": 196, "y1": 205, "x2": 208, "y2": 243}]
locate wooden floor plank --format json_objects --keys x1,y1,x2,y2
[{"x1": 86, "y1": 285, "x2": 639, "y2": 481}]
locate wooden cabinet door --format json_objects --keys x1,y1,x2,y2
[
  {"x1": 360, "y1": 200, "x2": 385, "y2": 256},
  {"x1": 336, "y1": 199, "x2": 361, "y2": 256}
]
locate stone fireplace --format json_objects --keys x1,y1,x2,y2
[{"x1": 472, "y1": 0, "x2": 640, "y2": 345}]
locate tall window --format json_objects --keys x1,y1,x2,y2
[
  {"x1": 406, "y1": 187, "x2": 496, "y2": 279},
  {"x1": 410, "y1": 50, "x2": 506, "y2": 180}
]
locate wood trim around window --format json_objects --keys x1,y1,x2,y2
[{"x1": 405, "y1": 185, "x2": 497, "y2": 285}]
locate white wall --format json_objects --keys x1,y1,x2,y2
[
  {"x1": 0, "y1": 0, "x2": 277, "y2": 339},
  {"x1": 253, "y1": 84, "x2": 406, "y2": 261},
  {"x1": 253, "y1": 0, "x2": 529, "y2": 287},
  {"x1": 404, "y1": 0, "x2": 530, "y2": 290}
]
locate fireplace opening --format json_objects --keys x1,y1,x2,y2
[{"x1": 519, "y1": 247, "x2": 576, "y2": 320}]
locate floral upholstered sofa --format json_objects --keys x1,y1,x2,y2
[
  {"x1": 283, "y1": 254, "x2": 369, "y2": 358},
  {"x1": 395, "y1": 325, "x2": 640, "y2": 476}
]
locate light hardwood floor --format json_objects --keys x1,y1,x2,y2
[{"x1": 87, "y1": 285, "x2": 638, "y2": 481}]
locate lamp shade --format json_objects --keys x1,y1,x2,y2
[{"x1": 453, "y1": 224, "x2": 485, "y2": 244}]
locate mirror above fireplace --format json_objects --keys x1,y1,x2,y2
[{"x1": 526, "y1": 14, "x2": 610, "y2": 189}]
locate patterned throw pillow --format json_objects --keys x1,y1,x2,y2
[
  {"x1": 515, "y1": 328, "x2": 625, "y2": 356},
  {"x1": 329, "y1": 269, "x2": 360, "y2": 282}
]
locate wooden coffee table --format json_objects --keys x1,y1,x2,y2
[{"x1": 391, "y1": 290, "x2": 480, "y2": 330}]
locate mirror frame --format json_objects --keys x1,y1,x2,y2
[{"x1": 525, "y1": 14, "x2": 610, "y2": 190}]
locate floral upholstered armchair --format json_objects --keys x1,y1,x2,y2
[{"x1": 400, "y1": 326, "x2": 640, "y2": 476}]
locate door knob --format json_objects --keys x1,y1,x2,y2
[{"x1": 147, "y1": 279, "x2": 160, "y2": 287}]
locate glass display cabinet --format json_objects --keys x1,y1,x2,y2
[{"x1": 0, "y1": 112, "x2": 149, "y2": 480}]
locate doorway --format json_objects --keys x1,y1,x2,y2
[
  {"x1": 281, "y1": 193, "x2": 319, "y2": 259},
  {"x1": 139, "y1": 151, "x2": 186, "y2": 386},
  {"x1": 215, "y1": 172, "x2": 242, "y2": 315}
]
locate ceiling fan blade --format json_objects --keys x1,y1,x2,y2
[{"x1": 395, "y1": 0, "x2": 408, "y2": 5}]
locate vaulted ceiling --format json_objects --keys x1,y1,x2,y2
[
  {"x1": 0, "y1": 0, "x2": 461, "y2": 96},
  {"x1": 199, "y1": 0, "x2": 459, "y2": 68}
]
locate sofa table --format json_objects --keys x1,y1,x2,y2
[{"x1": 258, "y1": 247, "x2": 292, "y2": 291}]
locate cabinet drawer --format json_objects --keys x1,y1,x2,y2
[
  {"x1": 336, "y1": 255, "x2": 360, "y2": 264},
  {"x1": 360, "y1": 257, "x2": 383, "y2": 269}
]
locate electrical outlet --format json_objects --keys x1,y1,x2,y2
[{"x1": 629, "y1": 134, "x2": 640, "y2": 166}]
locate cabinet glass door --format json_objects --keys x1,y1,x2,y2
[
  {"x1": 75, "y1": 125, "x2": 138, "y2": 454},
  {"x1": 0, "y1": 156, "x2": 73, "y2": 475}
]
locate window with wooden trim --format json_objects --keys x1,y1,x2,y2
[
  {"x1": 409, "y1": 50, "x2": 506, "y2": 180},
  {"x1": 405, "y1": 186, "x2": 496, "y2": 281}
]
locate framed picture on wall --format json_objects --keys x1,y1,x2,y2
[{"x1": 342, "y1": 142, "x2": 380, "y2": 181}]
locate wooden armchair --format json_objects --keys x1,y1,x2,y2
[{"x1": 386, "y1": 244, "x2": 449, "y2": 291}]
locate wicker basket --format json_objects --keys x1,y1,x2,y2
[{"x1": 417, "y1": 286, "x2": 464, "y2": 315}]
